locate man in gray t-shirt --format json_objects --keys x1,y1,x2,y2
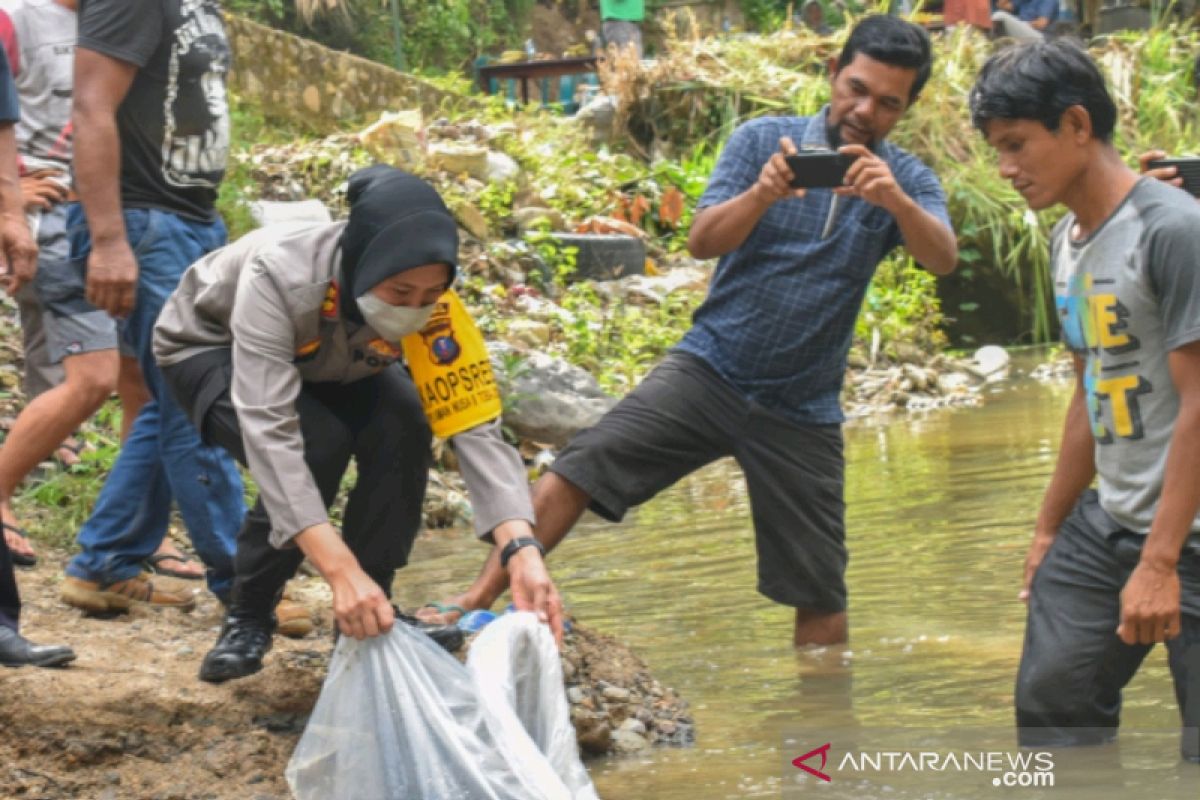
[{"x1": 973, "y1": 40, "x2": 1200, "y2": 762}]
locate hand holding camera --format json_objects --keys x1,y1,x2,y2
[
  {"x1": 833, "y1": 144, "x2": 906, "y2": 211},
  {"x1": 1139, "y1": 150, "x2": 1200, "y2": 198},
  {"x1": 752, "y1": 136, "x2": 810, "y2": 205}
]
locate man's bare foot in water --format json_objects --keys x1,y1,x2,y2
[
  {"x1": 414, "y1": 595, "x2": 480, "y2": 625},
  {"x1": 142, "y1": 539, "x2": 205, "y2": 580}
]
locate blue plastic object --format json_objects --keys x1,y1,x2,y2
[{"x1": 458, "y1": 609, "x2": 498, "y2": 633}]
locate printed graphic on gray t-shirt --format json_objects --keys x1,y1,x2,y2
[
  {"x1": 0, "y1": 0, "x2": 75, "y2": 174},
  {"x1": 1053, "y1": 178, "x2": 1200, "y2": 534}
]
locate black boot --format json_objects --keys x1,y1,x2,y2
[
  {"x1": 199, "y1": 612, "x2": 275, "y2": 683},
  {"x1": 0, "y1": 626, "x2": 76, "y2": 668}
]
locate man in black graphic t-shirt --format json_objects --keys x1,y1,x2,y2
[
  {"x1": 60, "y1": 0, "x2": 246, "y2": 615},
  {"x1": 78, "y1": 0, "x2": 230, "y2": 219}
]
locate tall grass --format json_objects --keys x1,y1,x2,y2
[{"x1": 621, "y1": 20, "x2": 1199, "y2": 342}]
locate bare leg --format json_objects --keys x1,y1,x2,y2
[
  {"x1": 419, "y1": 471, "x2": 591, "y2": 623},
  {"x1": 794, "y1": 608, "x2": 848, "y2": 647},
  {"x1": 1, "y1": 508, "x2": 34, "y2": 559},
  {"x1": 0, "y1": 350, "x2": 118, "y2": 559},
  {"x1": 0, "y1": 349, "x2": 118, "y2": 512}
]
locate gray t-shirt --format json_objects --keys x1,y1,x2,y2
[
  {"x1": 1053, "y1": 177, "x2": 1200, "y2": 534},
  {"x1": 0, "y1": 0, "x2": 75, "y2": 174}
]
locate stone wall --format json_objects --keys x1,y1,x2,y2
[{"x1": 224, "y1": 14, "x2": 477, "y2": 128}]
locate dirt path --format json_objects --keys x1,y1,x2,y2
[
  {"x1": 2, "y1": 550, "x2": 330, "y2": 799},
  {"x1": 1, "y1": 545, "x2": 692, "y2": 799}
]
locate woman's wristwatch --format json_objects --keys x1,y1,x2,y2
[{"x1": 499, "y1": 536, "x2": 546, "y2": 569}]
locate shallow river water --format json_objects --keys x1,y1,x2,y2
[{"x1": 400, "y1": 352, "x2": 1196, "y2": 800}]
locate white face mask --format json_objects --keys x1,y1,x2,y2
[{"x1": 356, "y1": 292, "x2": 436, "y2": 341}]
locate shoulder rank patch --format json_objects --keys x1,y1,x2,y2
[{"x1": 320, "y1": 280, "x2": 340, "y2": 320}]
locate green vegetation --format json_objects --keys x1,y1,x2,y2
[
  {"x1": 19, "y1": 15, "x2": 1199, "y2": 549},
  {"x1": 226, "y1": 0, "x2": 541, "y2": 73},
  {"x1": 622, "y1": 20, "x2": 1198, "y2": 342},
  {"x1": 219, "y1": 20, "x2": 1198, "y2": 367}
]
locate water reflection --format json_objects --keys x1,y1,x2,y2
[{"x1": 399, "y1": 353, "x2": 1192, "y2": 798}]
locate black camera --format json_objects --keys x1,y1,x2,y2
[
  {"x1": 785, "y1": 150, "x2": 857, "y2": 189},
  {"x1": 1147, "y1": 156, "x2": 1200, "y2": 198}
]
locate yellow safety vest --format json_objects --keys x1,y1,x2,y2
[{"x1": 402, "y1": 290, "x2": 503, "y2": 438}]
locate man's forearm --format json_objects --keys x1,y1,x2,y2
[
  {"x1": 687, "y1": 187, "x2": 773, "y2": 260},
  {"x1": 890, "y1": 195, "x2": 957, "y2": 275},
  {"x1": 0, "y1": 124, "x2": 24, "y2": 221},
  {"x1": 72, "y1": 106, "x2": 126, "y2": 244},
  {"x1": 1142, "y1": 403, "x2": 1200, "y2": 569},
  {"x1": 1036, "y1": 377, "x2": 1096, "y2": 536}
]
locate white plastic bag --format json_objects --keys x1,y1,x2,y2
[{"x1": 286, "y1": 612, "x2": 600, "y2": 800}]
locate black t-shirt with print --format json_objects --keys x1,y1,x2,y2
[{"x1": 78, "y1": 0, "x2": 230, "y2": 221}]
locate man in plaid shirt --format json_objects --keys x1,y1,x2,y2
[{"x1": 427, "y1": 15, "x2": 957, "y2": 647}]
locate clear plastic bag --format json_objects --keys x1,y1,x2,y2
[{"x1": 286, "y1": 612, "x2": 600, "y2": 800}]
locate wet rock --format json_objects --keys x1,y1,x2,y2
[
  {"x1": 602, "y1": 686, "x2": 632, "y2": 703},
  {"x1": 1031, "y1": 350, "x2": 1074, "y2": 381},
  {"x1": 617, "y1": 717, "x2": 647, "y2": 736},
  {"x1": 567, "y1": 686, "x2": 587, "y2": 704},
  {"x1": 560, "y1": 621, "x2": 692, "y2": 753},
  {"x1": 489, "y1": 343, "x2": 615, "y2": 447},
  {"x1": 572, "y1": 710, "x2": 612, "y2": 755},
  {"x1": 892, "y1": 341, "x2": 926, "y2": 364},
  {"x1": 937, "y1": 371, "x2": 972, "y2": 394},
  {"x1": 902, "y1": 364, "x2": 931, "y2": 392},
  {"x1": 612, "y1": 728, "x2": 651, "y2": 753}
]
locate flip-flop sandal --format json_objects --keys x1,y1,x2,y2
[
  {"x1": 2, "y1": 522, "x2": 37, "y2": 568},
  {"x1": 143, "y1": 552, "x2": 204, "y2": 580},
  {"x1": 53, "y1": 437, "x2": 85, "y2": 469},
  {"x1": 420, "y1": 601, "x2": 466, "y2": 623}
]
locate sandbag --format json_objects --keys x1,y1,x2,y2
[{"x1": 286, "y1": 612, "x2": 599, "y2": 800}]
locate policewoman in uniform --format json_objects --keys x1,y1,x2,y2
[{"x1": 154, "y1": 165, "x2": 562, "y2": 683}]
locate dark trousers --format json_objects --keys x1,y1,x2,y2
[
  {"x1": 162, "y1": 349, "x2": 432, "y2": 615},
  {"x1": 0, "y1": 525, "x2": 18, "y2": 632},
  {"x1": 1016, "y1": 490, "x2": 1200, "y2": 761}
]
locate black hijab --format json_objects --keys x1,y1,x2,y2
[{"x1": 339, "y1": 165, "x2": 459, "y2": 322}]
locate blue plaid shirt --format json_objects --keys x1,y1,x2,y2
[{"x1": 675, "y1": 108, "x2": 951, "y2": 425}]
